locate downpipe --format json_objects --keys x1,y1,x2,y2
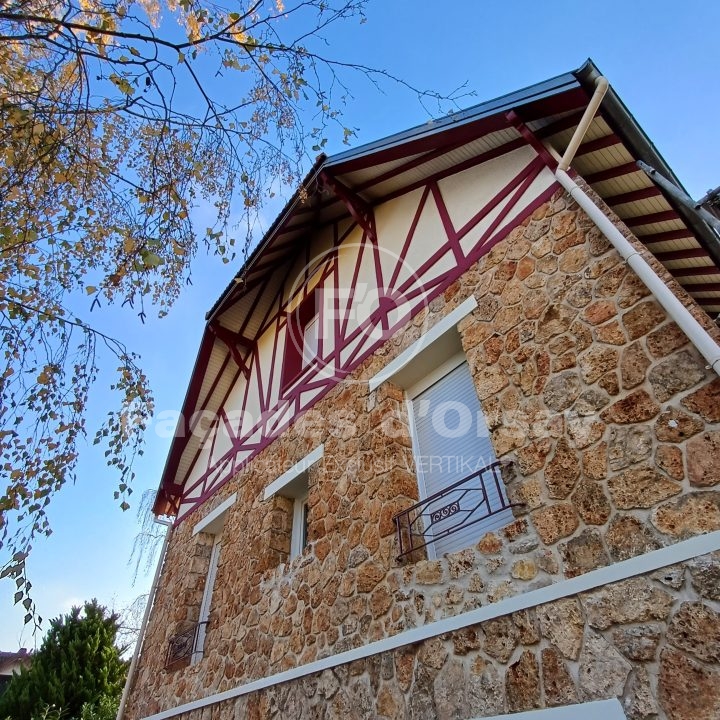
[
  {"x1": 117, "y1": 519, "x2": 173, "y2": 720},
  {"x1": 553, "y1": 78, "x2": 720, "y2": 377}
]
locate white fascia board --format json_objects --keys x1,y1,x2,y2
[
  {"x1": 263, "y1": 445, "x2": 324, "y2": 501},
  {"x1": 368, "y1": 295, "x2": 478, "y2": 391},
  {"x1": 141, "y1": 530, "x2": 720, "y2": 720},
  {"x1": 475, "y1": 699, "x2": 626, "y2": 720},
  {"x1": 192, "y1": 493, "x2": 237, "y2": 536}
]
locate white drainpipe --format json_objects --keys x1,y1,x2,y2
[
  {"x1": 117, "y1": 520, "x2": 173, "y2": 720},
  {"x1": 553, "y1": 77, "x2": 720, "y2": 377}
]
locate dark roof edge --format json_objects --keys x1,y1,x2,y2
[
  {"x1": 325, "y1": 69, "x2": 581, "y2": 168},
  {"x1": 205, "y1": 154, "x2": 328, "y2": 323},
  {"x1": 574, "y1": 60, "x2": 720, "y2": 268}
]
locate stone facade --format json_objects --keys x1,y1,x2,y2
[
  {"x1": 125, "y1": 190, "x2": 720, "y2": 720},
  {"x1": 138, "y1": 552, "x2": 720, "y2": 720}
]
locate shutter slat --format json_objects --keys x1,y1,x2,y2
[{"x1": 412, "y1": 362, "x2": 512, "y2": 555}]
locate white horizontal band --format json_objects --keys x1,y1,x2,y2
[
  {"x1": 368, "y1": 294, "x2": 478, "y2": 391},
  {"x1": 192, "y1": 493, "x2": 237, "y2": 536},
  {"x1": 142, "y1": 530, "x2": 720, "y2": 720},
  {"x1": 476, "y1": 698, "x2": 626, "y2": 720},
  {"x1": 262, "y1": 444, "x2": 324, "y2": 501}
]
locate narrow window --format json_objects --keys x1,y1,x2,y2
[
  {"x1": 291, "y1": 491, "x2": 310, "y2": 558},
  {"x1": 192, "y1": 536, "x2": 221, "y2": 664},
  {"x1": 283, "y1": 291, "x2": 320, "y2": 389},
  {"x1": 407, "y1": 353, "x2": 514, "y2": 558}
]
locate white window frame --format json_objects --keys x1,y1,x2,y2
[
  {"x1": 188, "y1": 493, "x2": 236, "y2": 664},
  {"x1": 192, "y1": 535, "x2": 221, "y2": 665},
  {"x1": 405, "y1": 352, "x2": 468, "y2": 560},
  {"x1": 290, "y1": 492, "x2": 309, "y2": 558}
]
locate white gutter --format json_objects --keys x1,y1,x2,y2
[
  {"x1": 117, "y1": 520, "x2": 173, "y2": 720},
  {"x1": 555, "y1": 77, "x2": 720, "y2": 376}
]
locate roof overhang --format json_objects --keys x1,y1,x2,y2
[{"x1": 153, "y1": 59, "x2": 720, "y2": 516}]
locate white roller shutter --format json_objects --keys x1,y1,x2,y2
[{"x1": 410, "y1": 360, "x2": 514, "y2": 557}]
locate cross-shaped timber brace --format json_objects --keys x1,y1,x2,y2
[
  {"x1": 318, "y1": 170, "x2": 377, "y2": 241},
  {"x1": 209, "y1": 323, "x2": 251, "y2": 378}
]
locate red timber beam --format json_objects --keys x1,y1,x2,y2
[
  {"x1": 208, "y1": 323, "x2": 252, "y2": 379},
  {"x1": 604, "y1": 186, "x2": 662, "y2": 205},
  {"x1": 653, "y1": 248, "x2": 711, "y2": 262},
  {"x1": 318, "y1": 170, "x2": 375, "y2": 241},
  {"x1": 174, "y1": 136, "x2": 560, "y2": 521}
]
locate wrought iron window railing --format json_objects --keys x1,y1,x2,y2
[
  {"x1": 165, "y1": 621, "x2": 207, "y2": 670},
  {"x1": 393, "y1": 461, "x2": 519, "y2": 560}
]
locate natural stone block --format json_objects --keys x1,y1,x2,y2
[
  {"x1": 654, "y1": 407, "x2": 704, "y2": 443},
  {"x1": 600, "y1": 389, "x2": 660, "y2": 424},
  {"x1": 433, "y1": 660, "x2": 468, "y2": 720},
  {"x1": 558, "y1": 247, "x2": 586, "y2": 273},
  {"x1": 476, "y1": 531, "x2": 510, "y2": 557},
  {"x1": 583, "y1": 300, "x2": 617, "y2": 326},
  {"x1": 688, "y1": 553, "x2": 720, "y2": 601},
  {"x1": 649, "y1": 350, "x2": 706, "y2": 403},
  {"x1": 582, "y1": 577, "x2": 674, "y2": 630},
  {"x1": 618, "y1": 272, "x2": 651, "y2": 308},
  {"x1": 621, "y1": 341, "x2": 650, "y2": 389},
  {"x1": 541, "y1": 647, "x2": 578, "y2": 707},
  {"x1": 481, "y1": 615, "x2": 518, "y2": 663},
  {"x1": 652, "y1": 493, "x2": 720, "y2": 537},
  {"x1": 613, "y1": 624, "x2": 662, "y2": 661},
  {"x1": 608, "y1": 466, "x2": 681, "y2": 509},
  {"x1": 598, "y1": 369, "x2": 620, "y2": 396},
  {"x1": 545, "y1": 438, "x2": 580, "y2": 498},
  {"x1": 452, "y1": 627, "x2": 480, "y2": 655},
  {"x1": 656, "y1": 445, "x2": 684, "y2": 480},
  {"x1": 594, "y1": 319, "x2": 627, "y2": 345},
  {"x1": 417, "y1": 637, "x2": 447, "y2": 670},
  {"x1": 531, "y1": 504, "x2": 579, "y2": 545},
  {"x1": 594, "y1": 264, "x2": 626, "y2": 297},
  {"x1": 608, "y1": 425, "x2": 652, "y2": 471},
  {"x1": 566, "y1": 280, "x2": 593, "y2": 308},
  {"x1": 574, "y1": 388, "x2": 610, "y2": 415},
  {"x1": 542, "y1": 371, "x2": 581, "y2": 412},
  {"x1": 646, "y1": 321, "x2": 688, "y2": 358},
  {"x1": 625, "y1": 665, "x2": 659, "y2": 719},
  {"x1": 537, "y1": 598, "x2": 584, "y2": 659},
  {"x1": 572, "y1": 480, "x2": 611, "y2": 525},
  {"x1": 622, "y1": 300, "x2": 666, "y2": 340},
  {"x1": 578, "y1": 630, "x2": 631, "y2": 701},
  {"x1": 686, "y1": 432, "x2": 720, "y2": 487},
  {"x1": 579, "y1": 346, "x2": 619, "y2": 384},
  {"x1": 606, "y1": 515, "x2": 660, "y2": 561},
  {"x1": 559, "y1": 529, "x2": 609, "y2": 578},
  {"x1": 516, "y1": 439, "x2": 552, "y2": 476},
  {"x1": 582, "y1": 442, "x2": 608, "y2": 480},
  {"x1": 467, "y1": 658, "x2": 504, "y2": 717},
  {"x1": 659, "y1": 648, "x2": 720, "y2": 720},
  {"x1": 681, "y1": 378, "x2": 720, "y2": 422},
  {"x1": 511, "y1": 559, "x2": 537, "y2": 580},
  {"x1": 505, "y1": 651, "x2": 540, "y2": 712},
  {"x1": 667, "y1": 602, "x2": 720, "y2": 663},
  {"x1": 566, "y1": 414, "x2": 605, "y2": 449}
]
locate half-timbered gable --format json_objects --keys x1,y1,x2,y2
[{"x1": 123, "y1": 60, "x2": 720, "y2": 720}]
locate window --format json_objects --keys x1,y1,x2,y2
[
  {"x1": 283, "y1": 290, "x2": 320, "y2": 389},
  {"x1": 291, "y1": 492, "x2": 310, "y2": 558},
  {"x1": 368, "y1": 296, "x2": 516, "y2": 559},
  {"x1": 406, "y1": 354, "x2": 514, "y2": 558},
  {"x1": 189, "y1": 493, "x2": 235, "y2": 664},
  {"x1": 264, "y1": 445, "x2": 323, "y2": 560}
]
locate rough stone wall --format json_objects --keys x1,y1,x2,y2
[
  {"x1": 164, "y1": 552, "x2": 720, "y2": 720},
  {"x1": 125, "y1": 189, "x2": 720, "y2": 719}
]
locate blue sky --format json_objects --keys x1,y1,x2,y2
[{"x1": 2, "y1": 0, "x2": 720, "y2": 648}]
